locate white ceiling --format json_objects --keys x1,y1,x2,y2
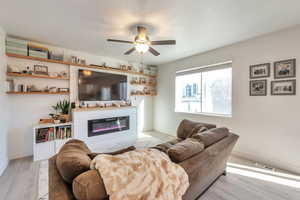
[{"x1": 1, "y1": 0, "x2": 300, "y2": 65}]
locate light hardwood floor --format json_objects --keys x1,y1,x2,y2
[{"x1": 1, "y1": 132, "x2": 300, "y2": 200}]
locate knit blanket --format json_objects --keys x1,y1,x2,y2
[{"x1": 90, "y1": 148, "x2": 189, "y2": 200}]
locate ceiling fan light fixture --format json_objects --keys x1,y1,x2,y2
[{"x1": 135, "y1": 43, "x2": 149, "y2": 53}]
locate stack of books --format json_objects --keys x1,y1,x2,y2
[
  {"x1": 56, "y1": 126, "x2": 72, "y2": 139},
  {"x1": 6, "y1": 37, "x2": 28, "y2": 56},
  {"x1": 28, "y1": 44, "x2": 48, "y2": 59},
  {"x1": 36, "y1": 127, "x2": 55, "y2": 143}
]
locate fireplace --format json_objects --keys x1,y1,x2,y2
[{"x1": 88, "y1": 116, "x2": 130, "y2": 137}]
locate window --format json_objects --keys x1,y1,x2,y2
[{"x1": 175, "y1": 62, "x2": 232, "y2": 116}]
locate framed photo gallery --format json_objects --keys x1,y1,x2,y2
[{"x1": 249, "y1": 59, "x2": 296, "y2": 96}]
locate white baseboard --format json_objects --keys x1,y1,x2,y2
[
  {"x1": 232, "y1": 150, "x2": 300, "y2": 175},
  {"x1": 0, "y1": 157, "x2": 8, "y2": 176}
]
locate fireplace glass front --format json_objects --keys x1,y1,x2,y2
[{"x1": 88, "y1": 116, "x2": 130, "y2": 137}]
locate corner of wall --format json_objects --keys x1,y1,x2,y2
[{"x1": 0, "y1": 26, "x2": 9, "y2": 176}]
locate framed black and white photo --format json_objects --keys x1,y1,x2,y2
[
  {"x1": 249, "y1": 63, "x2": 270, "y2": 79},
  {"x1": 271, "y1": 80, "x2": 296, "y2": 95},
  {"x1": 34, "y1": 65, "x2": 48, "y2": 75},
  {"x1": 250, "y1": 80, "x2": 267, "y2": 96},
  {"x1": 274, "y1": 59, "x2": 296, "y2": 79}
]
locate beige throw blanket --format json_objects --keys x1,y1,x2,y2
[{"x1": 90, "y1": 148, "x2": 189, "y2": 200}]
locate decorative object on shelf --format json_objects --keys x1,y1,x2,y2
[
  {"x1": 51, "y1": 100, "x2": 71, "y2": 122},
  {"x1": 139, "y1": 77, "x2": 146, "y2": 84},
  {"x1": 271, "y1": 80, "x2": 296, "y2": 95},
  {"x1": 249, "y1": 63, "x2": 270, "y2": 79},
  {"x1": 120, "y1": 64, "x2": 127, "y2": 71},
  {"x1": 39, "y1": 118, "x2": 54, "y2": 124},
  {"x1": 34, "y1": 65, "x2": 48, "y2": 75},
  {"x1": 148, "y1": 65, "x2": 158, "y2": 75},
  {"x1": 57, "y1": 88, "x2": 69, "y2": 92},
  {"x1": 49, "y1": 51, "x2": 64, "y2": 61},
  {"x1": 127, "y1": 65, "x2": 133, "y2": 71},
  {"x1": 6, "y1": 36, "x2": 28, "y2": 56},
  {"x1": 148, "y1": 78, "x2": 156, "y2": 86},
  {"x1": 6, "y1": 79, "x2": 14, "y2": 92},
  {"x1": 79, "y1": 59, "x2": 86, "y2": 65},
  {"x1": 70, "y1": 55, "x2": 86, "y2": 64},
  {"x1": 274, "y1": 59, "x2": 296, "y2": 79},
  {"x1": 28, "y1": 44, "x2": 48, "y2": 59},
  {"x1": 7, "y1": 64, "x2": 21, "y2": 73},
  {"x1": 250, "y1": 80, "x2": 267, "y2": 96}
]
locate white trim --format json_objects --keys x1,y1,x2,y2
[
  {"x1": 176, "y1": 60, "x2": 232, "y2": 75},
  {"x1": 175, "y1": 111, "x2": 232, "y2": 118},
  {"x1": 0, "y1": 157, "x2": 8, "y2": 176}
]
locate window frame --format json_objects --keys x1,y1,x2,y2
[{"x1": 175, "y1": 61, "x2": 233, "y2": 118}]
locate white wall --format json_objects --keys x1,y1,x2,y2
[
  {"x1": 0, "y1": 27, "x2": 9, "y2": 175},
  {"x1": 7, "y1": 41, "x2": 153, "y2": 159},
  {"x1": 154, "y1": 25, "x2": 300, "y2": 174}
]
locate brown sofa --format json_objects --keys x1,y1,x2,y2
[{"x1": 49, "y1": 120, "x2": 239, "y2": 200}]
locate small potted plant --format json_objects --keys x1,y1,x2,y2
[{"x1": 51, "y1": 100, "x2": 70, "y2": 122}]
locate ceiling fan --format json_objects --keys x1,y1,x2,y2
[{"x1": 107, "y1": 26, "x2": 176, "y2": 56}]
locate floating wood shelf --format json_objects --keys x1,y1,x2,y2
[
  {"x1": 6, "y1": 91, "x2": 69, "y2": 95},
  {"x1": 130, "y1": 82, "x2": 156, "y2": 87},
  {"x1": 131, "y1": 94, "x2": 157, "y2": 96},
  {"x1": 6, "y1": 53, "x2": 156, "y2": 78},
  {"x1": 6, "y1": 72, "x2": 69, "y2": 80}
]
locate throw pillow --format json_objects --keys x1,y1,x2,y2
[
  {"x1": 192, "y1": 127, "x2": 230, "y2": 147},
  {"x1": 56, "y1": 139, "x2": 92, "y2": 184},
  {"x1": 167, "y1": 138, "x2": 205, "y2": 163}
]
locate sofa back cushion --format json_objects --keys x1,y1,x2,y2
[
  {"x1": 152, "y1": 138, "x2": 183, "y2": 153},
  {"x1": 192, "y1": 127, "x2": 230, "y2": 147},
  {"x1": 167, "y1": 138, "x2": 205, "y2": 163},
  {"x1": 177, "y1": 119, "x2": 216, "y2": 139},
  {"x1": 56, "y1": 139, "x2": 92, "y2": 184}
]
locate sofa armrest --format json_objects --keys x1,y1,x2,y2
[{"x1": 49, "y1": 155, "x2": 76, "y2": 200}]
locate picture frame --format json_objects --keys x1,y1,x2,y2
[
  {"x1": 249, "y1": 63, "x2": 270, "y2": 79},
  {"x1": 250, "y1": 80, "x2": 267, "y2": 96},
  {"x1": 34, "y1": 65, "x2": 48, "y2": 75},
  {"x1": 271, "y1": 80, "x2": 296, "y2": 95},
  {"x1": 274, "y1": 59, "x2": 296, "y2": 79}
]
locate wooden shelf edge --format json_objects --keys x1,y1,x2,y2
[
  {"x1": 130, "y1": 94, "x2": 157, "y2": 96},
  {"x1": 6, "y1": 53, "x2": 157, "y2": 78},
  {"x1": 130, "y1": 82, "x2": 156, "y2": 87},
  {"x1": 6, "y1": 72, "x2": 69, "y2": 80},
  {"x1": 6, "y1": 91, "x2": 70, "y2": 95}
]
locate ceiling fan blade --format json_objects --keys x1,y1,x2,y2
[
  {"x1": 149, "y1": 47, "x2": 160, "y2": 56},
  {"x1": 107, "y1": 39, "x2": 133, "y2": 44},
  {"x1": 151, "y1": 40, "x2": 176, "y2": 45},
  {"x1": 124, "y1": 47, "x2": 136, "y2": 55}
]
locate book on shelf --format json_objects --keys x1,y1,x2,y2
[
  {"x1": 55, "y1": 126, "x2": 72, "y2": 140},
  {"x1": 36, "y1": 127, "x2": 55, "y2": 143}
]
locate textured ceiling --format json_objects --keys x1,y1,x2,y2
[{"x1": 1, "y1": 0, "x2": 300, "y2": 64}]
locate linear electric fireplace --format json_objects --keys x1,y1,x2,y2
[{"x1": 88, "y1": 116, "x2": 130, "y2": 137}]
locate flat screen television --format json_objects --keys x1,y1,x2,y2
[{"x1": 78, "y1": 70, "x2": 127, "y2": 101}]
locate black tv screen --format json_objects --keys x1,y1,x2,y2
[{"x1": 78, "y1": 70, "x2": 127, "y2": 101}]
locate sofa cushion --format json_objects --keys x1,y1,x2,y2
[
  {"x1": 73, "y1": 170, "x2": 108, "y2": 200},
  {"x1": 177, "y1": 119, "x2": 216, "y2": 139},
  {"x1": 88, "y1": 146, "x2": 136, "y2": 160},
  {"x1": 56, "y1": 139, "x2": 92, "y2": 184},
  {"x1": 192, "y1": 127, "x2": 230, "y2": 147},
  {"x1": 152, "y1": 138, "x2": 183, "y2": 153},
  {"x1": 167, "y1": 138, "x2": 205, "y2": 163}
]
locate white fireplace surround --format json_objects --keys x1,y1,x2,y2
[{"x1": 72, "y1": 106, "x2": 137, "y2": 152}]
